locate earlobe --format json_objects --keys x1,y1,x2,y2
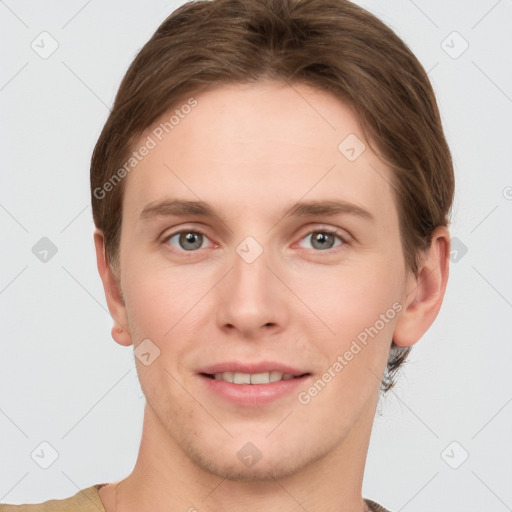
[
  {"x1": 111, "y1": 322, "x2": 132, "y2": 347},
  {"x1": 393, "y1": 226, "x2": 450, "y2": 347},
  {"x1": 93, "y1": 229, "x2": 133, "y2": 347}
]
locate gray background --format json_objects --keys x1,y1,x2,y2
[{"x1": 1, "y1": 1, "x2": 511, "y2": 510}]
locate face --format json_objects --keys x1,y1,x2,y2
[{"x1": 114, "y1": 81, "x2": 414, "y2": 480}]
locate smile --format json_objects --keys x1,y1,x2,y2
[{"x1": 203, "y1": 371, "x2": 306, "y2": 384}]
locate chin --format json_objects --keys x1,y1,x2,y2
[
  {"x1": 180, "y1": 432, "x2": 330, "y2": 482},
  {"x1": 188, "y1": 450, "x2": 309, "y2": 482}
]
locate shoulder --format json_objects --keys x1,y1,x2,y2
[
  {"x1": 365, "y1": 498, "x2": 392, "y2": 512},
  {"x1": 0, "y1": 485, "x2": 106, "y2": 512}
]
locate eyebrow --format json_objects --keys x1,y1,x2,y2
[{"x1": 139, "y1": 198, "x2": 374, "y2": 222}]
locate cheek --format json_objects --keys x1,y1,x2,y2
[
  {"x1": 303, "y1": 255, "x2": 402, "y2": 327},
  {"x1": 295, "y1": 268, "x2": 401, "y2": 418},
  {"x1": 121, "y1": 244, "x2": 185, "y2": 320},
  {"x1": 121, "y1": 258, "x2": 213, "y2": 370},
  {"x1": 306, "y1": 260, "x2": 403, "y2": 370}
]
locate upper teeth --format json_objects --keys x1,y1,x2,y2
[{"x1": 213, "y1": 371, "x2": 296, "y2": 384}]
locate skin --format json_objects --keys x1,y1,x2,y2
[{"x1": 94, "y1": 81, "x2": 450, "y2": 512}]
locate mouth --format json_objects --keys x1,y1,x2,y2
[
  {"x1": 196, "y1": 362, "x2": 311, "y2": 407},
  {"x1": 200, "y1": 371, "x2": 310, "y2": 384}
]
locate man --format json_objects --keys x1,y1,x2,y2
[{"x1": 1, "y1": 0, "x2": 453, "y2": 510}]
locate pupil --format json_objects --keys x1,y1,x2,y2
[
  {"x1": 180, "y1": 232, "x2": 202, "y2": 250},
  {"x1": 313, "y1": 233, "x2": 333, "y2": 250}
]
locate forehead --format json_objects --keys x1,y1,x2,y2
[{"x1": 122, "y1": 81, "x2": 397, "y2": 224}]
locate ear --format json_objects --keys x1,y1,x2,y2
[
  {"x1": 93, "y1": 229, "x2": 133, "y2": 347},
  {"x1": 393, "y1": 226, "x2": 450, "y2": 347}
]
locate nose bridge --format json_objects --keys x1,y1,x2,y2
[
  {"x1": 215, "y1": 233, "x2": 284, "y2": 333},
  {"x1": 232, "y1": 234, "x2": 274, "y2": 302}
]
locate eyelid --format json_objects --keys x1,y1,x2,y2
[
  {"x1": 162, "y1": 227, "x2": 215, "y2": 249},
  {"x1": 293, "y1": 225, "x2": 351, "y2": 253},
  {"x1": 297, "y1": 223, "x2": 352, "y2": 242},
  {"x1": 161, "y1": 223, "x2": 352, "y2": 255}
]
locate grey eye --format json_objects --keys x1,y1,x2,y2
[
  {"x1": 299, "y1": 231, "x2": 343, "y2": 251},
  {"x1": 168, "y1": 231, "x2": 206, "y2": 251}
]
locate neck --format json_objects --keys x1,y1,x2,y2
[{"x1": 108, "y1": 400, "x2": 377, "y2": 512}]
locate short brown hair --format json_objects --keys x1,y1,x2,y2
[{"x1": 90, "y1": 0, "x2": 454, "y2": 392}]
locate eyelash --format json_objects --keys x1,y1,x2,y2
[{"x1": 162, "y1": 227, "x2": 348, "y2": 256}]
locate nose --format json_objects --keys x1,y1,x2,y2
[{"x1": 215, "y1": 238, "x2": 288, "y2": 338}]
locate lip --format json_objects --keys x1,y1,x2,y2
[
  {"x1": 196, "y1": 361, "x2": 311, "y2": 407},
  {"x1": 197, "y1": 361, "x2": 307, "y2": 376}
]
